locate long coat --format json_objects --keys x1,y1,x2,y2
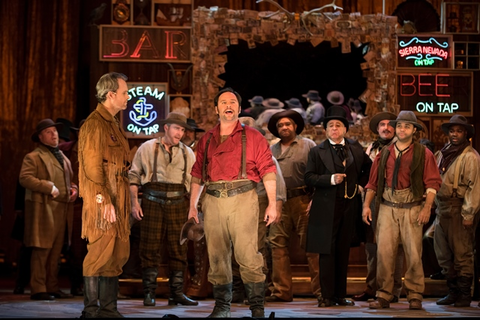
[
  {"x1": 304, "y1": 138, "x2": 372, "y2": 254},
  {"x1": 19, "y1": 144, "x2": 74, "y2": 248}
]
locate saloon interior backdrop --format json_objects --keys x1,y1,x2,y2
[{"x1": 1, "y1": 0, "x2": 479, "y2": 275}]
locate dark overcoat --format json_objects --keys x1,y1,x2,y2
[{"x1": 304, "y1": 138, "x2": 372, "y2": 254}]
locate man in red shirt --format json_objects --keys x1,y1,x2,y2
[
  {"x1": 363, "y1": 111, "x2": 442, "y2": 310},
  {"x1": 187, "y1": 87, "x2": 278, "y2": 318}
]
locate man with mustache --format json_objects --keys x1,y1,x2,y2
[
  {"x1": 433, "y1": 115, "x2": 480, "y2": 307},
  {"x1": 363, "y1": 111, "x2": 442, "y2": 310},
  {"x1": 353, "y1": 112, "x2": 405, "y2": 303},
  {"x1": 187, "y1": 87, "x2": 278, "y2": 318},
  {"x1": 129, "y1": 112, "x2": 197, "y2": 307},
  {"x1": 265, "y1": 109, "x2": 321, "y2": 304}
]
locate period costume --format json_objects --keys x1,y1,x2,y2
[
  {"x1": 434, "y1": 115, "x2": 480, "y2": 307},
  {"x1": 305, "y1": 106, "x2": 372, "y2": 307},
  {"x1": 78, "y1": 103, "x2": 131, "y2": 317}
]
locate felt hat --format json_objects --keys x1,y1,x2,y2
[
  {"x1": 369, "y1": 112, "x2": 397, "y2": 134},
  {"x1": 323, "y1": 106, "x2": 349, "y2": 131},
  {"x1": 186, "y1": 118, "x2": 205, "y2": 132},
  {"x1": 267, "y1": 109, "x2": 305, "y2": 138},
  {"x1": 31, "y1": 119, "x2": 63, "y2": 143},
  {"x1": 179, "y1": 213, "x2": 205, "y2": 245},
  {"x1": 159, "y1": 112, "x2": 193, "y2": 130},
  {"x1": 389, "y1": 110, "x2": 423, "y2": 131},
  {"x1": 302, "y1": 90, "x2": 321, "y2": 101},
  {"x1": 441, "y1": 114, "x2": 474, "y2": 138},
  {"x1": 327, "y1": 91, "x2": 344, "y2": 105},
  {"x1": 248, "y1": 96, "x2": 264, "y2": 104},
  {"x1": 262, "y1": 98, "x2": 284, "y2": 109},
  {"x1": 284, "y1": 98, "x2": 303, "y2": 109},
  {"x1": 55, "y1": 117, "x2": 74, "y2": 141}
]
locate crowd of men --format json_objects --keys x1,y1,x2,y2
[{"x1": 15, "y1": 72, "x2": 480, "y2": 318}]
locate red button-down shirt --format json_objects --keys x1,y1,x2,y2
[
  {"x1": 191, "y1": 121, "x2": 276, "y2": 183},
  {"x1": 365, "y1": 143, "x2": 442, "y2": 192}
]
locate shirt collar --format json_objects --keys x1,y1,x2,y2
[{"x1": 328, "y1": 138, "x2": 345, "y2": 146}]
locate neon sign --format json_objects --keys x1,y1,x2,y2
[
  {"x1": 397, "y1": 35, "x2": 452, "y2": 69},
  {"x1": 396, "y1": 72, "x2": 472, "y2": 115},
  {"x1": 120, "y1": 83, "x2": 169, "y2": 139},
  {"x1": 100, "y1": 26, "x2": 191, "y2": 63}
]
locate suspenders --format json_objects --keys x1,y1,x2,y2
[{"x1": 202, "y1": 125, "x2": 247, "y2": 184}]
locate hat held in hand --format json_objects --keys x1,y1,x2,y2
[{"x1": 179, "y1": 212, "x2": 205, "y2": 245}]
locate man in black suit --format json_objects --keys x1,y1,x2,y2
[{"x1": 304, "y1": 106, "x2": 372, "y2": 307}]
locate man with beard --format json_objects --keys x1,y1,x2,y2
[
  {"x1": 187, "y1": 87, "x2": 278, "y2": 318},
  {"x1": 353, "y1": 112, "x2": 405, "y2": 303},
  {"x1": 129, "y1": 112, "x2": 197, "y2": 307},
  {"x1": 19, "y1": 119, "x2": 77, "y2": 301},
  {"x1": 363, "y1": 111, "x2": 442, "y2": 310},
  {"x1": 265, "y1": 109, "x2": 321, "y2": 303},
  {"x1": 433, "y1": 115, "x2": 480, "y2": 307}
]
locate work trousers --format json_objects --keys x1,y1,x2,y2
[
  {"x1": 202, "y1": 188, "x2": 264, "y2": 285},
  {"x1": 376, "y1": 188, "x2": 424, "y2": 302},
  {"x1": 434, "y1": 200, "x2": 478, "y2": 278}
]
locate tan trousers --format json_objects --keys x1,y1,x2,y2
[
  {"x1": 83, "y1": 232, "x2": 130, "y2": 277},
  {"x1": 202, "y1": 188, "x2": 265, "y2": 285},
  {"x1": 30, "y1": 201, "x2": 68, "y2": 294},
  {"x1": 376, "y1": 188, "x2": 424, "y2": 302},
  {"x1": 268, "y1": 194, "x2": 320, "y2": 300}
]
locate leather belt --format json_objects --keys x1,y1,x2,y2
[
  {"x1": 143, "y1": 189, "x2": 184, "y2": 198},
  {"x1": 287, "y1": 186, "x2": 309, "y2": 199},
  {"x1": 381, "y1": 199, "x2": 424, "y2": 209},
  {"x1": 206, "y1": 181, "x2": 256, "y2": 198},
  {"x1": 143, "y1": 194, "x2": 185, "y2": 205}
]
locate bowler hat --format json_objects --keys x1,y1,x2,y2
[
  {"x1": 369, "y1": 112, "x2": 397, "y2": 134},
  {"x1": 186, "y1": 118, "x2": 205, "y2": 132},
  {"x1": 302, "y1": 90, "x2": 321, "y2": 101},
  {"x1": 248, "y1": 96, "x2": 264, "y2": 105},
  {"x1": 323, "y1": 106, "x2": 349, "y2": 131},
  {"x1": 179, "y1": 213, "x2": 205, "y2": 245},
  {"x1": 262, "y1": 98, "x2": 284, "y2": 109},
  {"x1": 268, "y1": 109, "x2": 305, "y2": 138},
  {"x1": 327, "y1": 91, "x2": 344, "y2": 105},
  {"x1": 159, "y1": 112, "x2": 193, "y2": 130},
  {"x1": 389, "y1": 110, "x2": 423, "y2": 131},
  {"x1": 31, "y1": 119, "x2": 63, "y2": 143},
  {"x1": 441, "y1": 115, "x2": 474, "y2": 138},
  {"x1": 284, "y1": 98, "x2": 303, "y2": 109}
]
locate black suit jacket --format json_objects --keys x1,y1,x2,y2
[{"x1": 304, "y1": 138, "x2": 372, "y2": 254}]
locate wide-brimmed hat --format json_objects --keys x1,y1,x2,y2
[
  {"x1": 262, "y1": 98, "x2": 284, "y2": 109},
  {"x1": 267, "y1": 109, "x2": 305, "y2": 138},
  {"x1": 69, "y1": 119, "x2": 86, "y2": 132},
  {"x1": 302, "y1": 90, "x2": 321, "y2": 101},
  {"x1": 248, "y1": 96, "x2": 264, "y2": 105},
  {"x1": 186, "y1": 118, "x2": 205, "y2": 132},
  {"x1": 284, "y1": 98, "x2": 303, "y2": 109},
  {"x1": 159, "y1": 112, "x2": 193, "y2": 130},
  {"x1": 55, "y1": 118, "x2": 74, "y2": 141},
  {"x1": 32, "y1": 119, "x2": 63, "y2": 142},
  {"x1": 327, "y1": 91, "x2": 344, "y2": 105},
  {"x1": 179, "y1": 213, "x2": 205, "y2": 245},
  {"x1": 441, "y1": 114, "x2": 474, "y2": 138},
  {"x1": 369, "y1": 112, "x2": 397, "y2": 134},
  {"x1": 389, "y1": 110, "x2": 423, "y2": 131},
  {"x1": 323, "y1": 106, "x2": 349, "y2": 131}
]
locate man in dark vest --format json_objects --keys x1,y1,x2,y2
[{"x1": 363, "y1": 111, "x2": 442, "y2": 310}]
